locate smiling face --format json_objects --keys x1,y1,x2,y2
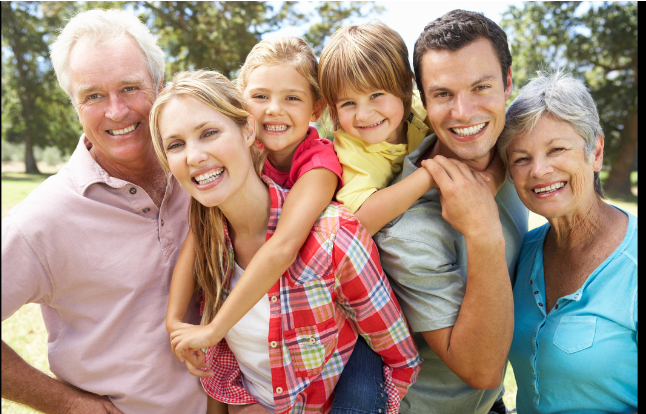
[
  {"x1": 420, "y1": 38, "x2": 512, "y2": 169},
  {"x1": 158, "y1": 95, "x2": 256, "y2": 208},
  {"x1": 242, "y1": 64, "x2": 321, "y2": 171},
  {"x1": 70, "y1": 35, "x2": 159, "y2": 169},
  {"x1": 335, "y1": 88, "x2": 406, "y2": 145},
  {"x1": 507, "y1": 115, "x2": 603, "y2": 219}
]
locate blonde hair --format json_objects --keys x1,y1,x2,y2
[
  {"x1": 319, "y1": 21, "x2": 414, "y2": 128},
  {"x1": 149, "y1": 70, "x2": 266, "y2": 325},
  {"x1": 236, "y1": 36, "x2": 322, "y2": 102}
]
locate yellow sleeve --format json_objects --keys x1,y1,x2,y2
[{"x1": 407, "y1": 92, "x2": 434, "y2": 153}]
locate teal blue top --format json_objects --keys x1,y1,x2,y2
[{"x1": 509, "y1": 208, "x2": 637, "y2": 413}]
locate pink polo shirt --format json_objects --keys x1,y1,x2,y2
[{"x1": 1, "y1": 136, "x2": 207, "y2": 413}]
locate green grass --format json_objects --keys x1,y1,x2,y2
[{"x1": 0, "y1": 170, "x2": 637, "y2": 413}]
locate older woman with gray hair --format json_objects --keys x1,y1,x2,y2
[{"x1": 498, "y1": 70, "x2": 637, "y2": 413}]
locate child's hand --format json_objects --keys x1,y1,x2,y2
[
  {"x1": 182, "y1": 348, "x2": 214, "y2": 378},
  {"x1": 170, "y1": 324, "x2": 220, "y2": 362}
]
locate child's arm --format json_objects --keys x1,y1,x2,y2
[
  {"x1": 354, "y1": 167, "x2": 435, "y2": 236},
  {"x1": 166, "y1": 230, "x2": 197, "y2": 336},
  {"x1": 170, "y1": 168, "x2": 338, "y2": 358}
]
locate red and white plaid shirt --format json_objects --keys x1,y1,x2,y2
[{"x1": 201, "y1": 176, "x2": 421, "y2": 414}]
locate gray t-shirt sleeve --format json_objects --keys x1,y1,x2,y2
[{"x1": 374, "y1": 204, "x2": 468, "y2": 333}]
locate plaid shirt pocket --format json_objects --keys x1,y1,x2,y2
[{"x1": 283, "y1": 317, "x2": 338, "y2": 377}]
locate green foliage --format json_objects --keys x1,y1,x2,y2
[
  {"x1": 501, "y1": 2, "x2": 637, "y2": 196},
  {"x1": 1, "y1": 139, "x2": 25, "y2": 162}
]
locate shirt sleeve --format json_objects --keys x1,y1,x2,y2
[
  {"x1": 1, "y1": 217, "x2": 55, "y2": 321},
  {"x1": 332, "y1": 218, "x2": 422, "y2": 413},
  {"x1": 374, "y1": 217, "x2": 467, "y2": 333},
  {"x1": 201, "y1": 340, "x2": 260, "y2": 405},
  {"x1": 290, "y1": 131, "x2": 343, "y2": 189}
]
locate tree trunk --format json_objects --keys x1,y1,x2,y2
[
  {"x1": 24, "y1": 131, "x2": 41, "y2": 174},
  {"x1": 604, "y1": 107, "x2": 636, "y2": 198}
]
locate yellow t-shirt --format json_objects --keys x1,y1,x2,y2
[{"x1": 334, "y1": 94, "x2": 433, "y2": 213}]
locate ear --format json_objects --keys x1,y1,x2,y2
[
  {"x1": 158, "y1": 77, "x2": 164, "y2": 94},
  {"x1": 504, "y1": 67, "x2": 513, "y2": 101},
  {"x1": 243, "y1": 115, "x2": 257, "y2": 147},
  {"x1": 592, "y1": 134, "x2": 604, "y2": 172},
  {"x1": 310, "y1": 99, "x2": 326, "y2": 123}
]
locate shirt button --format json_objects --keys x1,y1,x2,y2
[
  {"x1": 161, "y1": 219, "x2": 164, "y2": 226},
  {"x1": 530, "y1": 280, "x2": 533, "y2": 285},
  {"x1": 143, "y1": 208, "x2": 150, "y2": 213},
  {"x1": 271, "y1": 296, "x2": 278, "y2": 303},
  {"x1": 270, "y1": 341, "x2": 278, "y2": 348},
  {"x1": 129, "y1": 187, "x2": 137, "y2": 194},
  {"x1": 538, "y1": 303, "x2": 543, "y2": 307},
  {"x1": 381, "y1": 393, "x2": 385, "y2": 398},
  {"x1": 534, "y1": 290, "x2": 539, "y2": 294},
  {"x1": 555, "y1": 304, "x2": 559, "y2": 309},
  {"x1": 389, "y1": 149, "x2": 397, "y2": 154},
  {"x1": 309, "y1": 337, "x2": 316, "y2": 344},
  {"x1": 275, "y1": 387, "x2": 283, "y2": 394}
]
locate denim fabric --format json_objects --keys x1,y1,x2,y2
[{"x1": 331, "y1": 336, "x2": 387, "y2": 414}]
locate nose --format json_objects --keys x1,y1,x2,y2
[
  {"x1": 186, "y1": 141, "x2": 208, "y2": 166},
  {"x1": 451, "y1": 92, "x2": 477, "y2": 121},
  {"x1": 530, "y1": 155, "x2": 554, "y2": 178},
  {"x1": 104, "y1": 93, "x2": 129, "y2": 121},
  {"x1": 266, "y1": 97, "x2": 284, "y2": 116},
  {"x1": 355, "y1": 103, "x2": 374, "y2": 123}
]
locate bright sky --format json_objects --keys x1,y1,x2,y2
[{"x1": 264, "y1": 1, "x2": 524, "y2": 61}]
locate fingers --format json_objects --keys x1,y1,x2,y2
[{"x1": 185, "y1": 358, "x2": 214, "y2": 378}]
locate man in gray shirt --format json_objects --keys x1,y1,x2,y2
[{"x1": 374, "y1": 10, "x2": 528, "y2": 414}]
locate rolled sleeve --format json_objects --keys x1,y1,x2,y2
[
  {"x1": 1, "y1": 217, "x2": 54, "y2": 321},
  {"x1": 375, "y1": 222, "x2": 466, "y2": 334}
]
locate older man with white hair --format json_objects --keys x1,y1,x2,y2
[{"x1": 1, "y1": 9, "x2": 207, "y2": 413}]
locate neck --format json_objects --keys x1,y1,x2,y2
[
  {"x1": 547, "y1": 196, "x2": 608, "y2": 249},
  {"x1": 219, "y1": 173, "x2": 271, "y2": 244}
]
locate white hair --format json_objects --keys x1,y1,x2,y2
[
  {"x1": 50, "y1": 9, "x2": 165, "y2": 103},
  {"x1": 498, "y1": 69, "x2": 605, "y2": 197}
]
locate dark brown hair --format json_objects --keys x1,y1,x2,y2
[{"x1": 413, "y1": 9, "x2": 512, "y2": 105}]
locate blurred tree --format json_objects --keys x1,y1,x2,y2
[
  {"x1": 2, "y1": 1, "x2": 381, "y2": 173},
  {"x1": 501, "y1": 1, "x2": 637, "y2": 197},
  {"x1": 2, "y1": 1, "x2": 82, "y2": 173}
]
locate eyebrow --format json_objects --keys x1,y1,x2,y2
[
  {"x1": 509, "y1": 138, "x2": 570, "y2": 154},
  {"x1": 247, "y1": 87, "x2": 307, "y2": 95},
  {"x1": 162, "y1": 121, "x2": 210, "y2": 143},
  {"x1": 76, "y1": 77, "x2": 146, "y2": 99},
  {"x1": 426, "y1": 75, "x2": 498, "y2": 94}
]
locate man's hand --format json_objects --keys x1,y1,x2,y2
[
  {"x1": 228, "y1": 404, "x2": 270, "y2": 414},
  {"x1": 61, "y1": 392, "x2": 124, "y2": 414},
  {"x1": 421, "y1": 155, "x2": 502, "y2": 240}
]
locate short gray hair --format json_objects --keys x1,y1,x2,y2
[
  {"x1": 498, "y1": 70, "x2": 605, "y2": 197},
  {"x1": 50, "y1": 9, "x2": 165, "y2": 103}
]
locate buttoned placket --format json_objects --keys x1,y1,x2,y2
[{"x1": 125, "y1": 182, "x2": 173, "y2": 262}]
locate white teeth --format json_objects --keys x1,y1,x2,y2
[
  {"x1": 358, "y1": 119, "x2": 385, "y2": 128},
  {"x1": 265, "y1": 124, "x2": 288, "y2": 132},
  {"x1": 451, "y1": 123, "x2": 486, "y2": 136},
  {"x1": 195, "y1": 169, "x2": 224, "y2": 185},
  {"x1": 533, "y1": 182, "x2": 566, "y2": 194},
  {"x1": 109, "y1": 123, "x2": 138, "y2": 135}
]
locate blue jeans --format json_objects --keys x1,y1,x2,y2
[{"x1": 331, "y1": 336, "x2": 387, "y2": 414}]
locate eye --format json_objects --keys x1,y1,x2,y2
[
  {"x1": 434, "y1": 92, "x2": 449, "y2": 98},
  {"x1": 124, "y1": 86, "x2": 138, "y2": 92},
  {"x1": 511, "y1": 156, "x2": 529, "y2": 165},
  {"x1": 253, "y1": 94, "x2": 268, "y2": 100},
  {"x1": 339, "y1": 101, "x2": 354, "y2": 108},
  {"x1": 88, "y1": 93, "x2": 100, "y2": 100},
  {"x1": 203, "y1": 129, "x2": 219, "y2": 138},
  {"x1": 166, "y1": 141, "x2": 183, "y2": 151},
  {"x1": 476, "y1": 85, "x2": 491, "y2": 91},
  {"x1": 286, "y1": 96, "x2": 301, "y2": 101},
  {"x1": 370, "y1": 93, "x2": 384, "y2": 99},
  {"x1": 550, "y1": 147, "x2": 566, "y2": 154}
]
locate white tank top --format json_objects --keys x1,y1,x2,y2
[{"x1": 224, "y1": 262, "x2": 274, "y2": 412}]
